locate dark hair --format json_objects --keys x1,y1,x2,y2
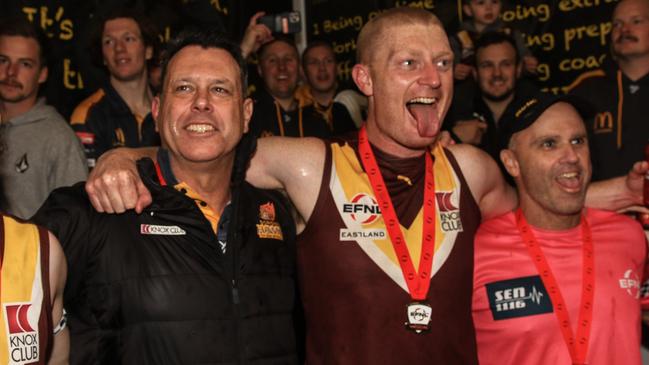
[
  {"x1": 474, "y1": 31, "x2": 519, "y2": 65},
  {"x1": 0, "y1": 16, "x2": 49, "y2": 68},
  {"x1": 89, "y1": 8, "x2": 158, "y2": 68},
  {"x1": 301, "y1": 39, "x2": 336, "y2": 69},
  {"x1": 257, "y1": 35, "x2": 298, "y2": 61},
  {"x1": 160, "y1": 28, "x2": 248, "y2": 93}
]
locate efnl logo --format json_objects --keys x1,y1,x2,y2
[
  {"x1": 485, "y1": 275, "x2": 552, "y2": 320},
  {"x1": 340, "y1": 193, "x2": 386, "y2": 241},
  {"x1": 5, "y1": 304, "x2": 39, "y2": 364}
]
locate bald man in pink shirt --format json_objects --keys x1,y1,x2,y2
[{"x1": 472, "y1": 92, "x2": 649, "y2": 365}]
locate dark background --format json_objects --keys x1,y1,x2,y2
[{"x1": 1, "y1": 0, "x2": 618, "y2": 119}]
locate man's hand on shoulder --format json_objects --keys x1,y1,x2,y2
[{"x1": 85, "y1": 148, "x2": 154, "y2": 214}]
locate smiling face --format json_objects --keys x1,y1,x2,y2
[
  {"x1": 101, "y1": 17, "x2": 152, "y2": 82},
  {"x1": 153, "y1": 45, "x2": 252, "y2": 166},
  {"x1": 353, "y1": 20, "x2": 453, "y2": 157},
  {"x1": 475, "y1": 41, "x2": 520, "y2": 101},
  {"x1": 257, "y1": 40, "x2": 299, "y2": 100},
  {"x1": 501, "y1": 102, "x2": 591, "y2": 229},
  {"x1": 612, "y1": 0, "x2": 649, "y2": 60},
  {"x1": 0, "y1": 35, "x2": 46, "y2": 104}
]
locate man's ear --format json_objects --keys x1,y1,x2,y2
[
  {"x1": 38, "y1": 66, "x2": 48, "y2": 84},
  {"x1": 500, "y1": 148, "x2": 520, "y2": 178},
  {"x1": 352, "y1": 64, "x2": 373, "y2": 97},
  {"x1": 151, "y1": 96, "x2": 161, "y2": 132},
  {"x1": 242, "y1": 97, "x2": 253, "y2": 133}
]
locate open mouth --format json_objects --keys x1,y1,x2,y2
[
  {"x1": 406, "y1": 97, "x2": 440, "y2": 137},
  {"x1": 555, "y1": 171, "x2": 582, "y2": 192}
]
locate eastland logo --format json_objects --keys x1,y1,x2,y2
[{"x1": 140, "y1": 224, "x2": 186, "y2": 235}]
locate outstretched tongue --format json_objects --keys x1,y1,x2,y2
[{"x1": 407, "y1": 103, "x2": 438, "y2": 137}]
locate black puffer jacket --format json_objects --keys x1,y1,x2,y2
[{"x1": 32, "y1": 135, "x2": 298, "y2": 365}]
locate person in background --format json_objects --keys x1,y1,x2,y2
[
  {"x1": 473, "y1": 92, "x2": 649, "y2": 365},
  {"x1": 295, "y1": 40, "x2": 357, "y2": 134},
  {"x1": 0, "y1": 16, "x2": 86, "y2": 219},
  {"x1": 450, "y1": 0, "x2": 538, "y2": 81},
  {"x1": 568, "y1": 0, "x2": 649, "y2": 181},
  {"x1": 249, "y1": 36, "x2": 331, "y2": 138},
  {"x1": 445, "y1": 32, "x2": 537, "y2": 162},
  {"x1": 70, "y1": 8, "x2": 160, "y2": 169}
]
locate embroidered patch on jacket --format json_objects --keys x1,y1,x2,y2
[
  {"x1": 257, "y1": 202, "x2": 283, "y2": 240},
  {"x1": 485, "y1": 275, "x2": 552, "y2": 320},
  {"x1": 140, "y1": 224, "x2": 186, "y2": 235}
]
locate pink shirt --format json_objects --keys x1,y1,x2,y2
[{"x1": 473, "y1": 209, "x2": 649, "y2": 365}]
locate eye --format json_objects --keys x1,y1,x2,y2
[
  {"x1": 541, "y1": 139, "x2": 556, "y2": 149},
  {"x1": 401, "y1": 59, "x2": 415, "y2": 67},
  {"x1": 211, "y1": 85, "x2": 231, "y2": 95},
  {"x1": 102, "y1": 38, "x2": 114, "y2": 46},
  {"x1": 20, "y1": 61, "x2": 34, "y2": 69},
  {"x1": 436, "y1": 58, "x2": 452, "y2": 71},
  {"x1": 174, "y1": 84, "x2": 193, "y2": 93},
  {"x1": 571, "y1": 136, "x2": 586, "y2": 145},
  {"x1": 0, "y1": 57, "x2": 8, "y2": 65}
]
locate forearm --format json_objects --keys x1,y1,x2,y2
[{"x1": 585, "y1": 176, "x2": 642, "y2": 211}]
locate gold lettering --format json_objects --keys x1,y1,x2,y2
[
  {"x1": 337, "y1": 59, "x2": 353, "y2": 82},
  {"x1": 210, "y1": 0, "x2": 228, "y2": 15},
  {"x1": 22, "y1": 7, "x2": 37, "y2": 22},
  {"x1": 563, "y1": 22, "x2": 611, "y2": 51},
  {"x1": 502, "y1": 4, "x2": 551, "y2": 22},
  {"x1": 526, "y1": 33, "x2": 555, "y2": 51},
  {"x1": 537, "y1": 63, "x2": 550, "y2": 81},
  {"x1": 63, "y1": 58, "x2": 83, "y2": 90}
]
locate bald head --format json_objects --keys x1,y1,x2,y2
[{"x1": 356, "y1": 8, "x2": 444, "y2": 64}]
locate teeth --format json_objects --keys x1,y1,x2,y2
[
  {"x1": 407, "y1": 97, "x2": 437, "y2": 105},
  {"x1": 560, "y1": 172, "x2": 578, "y2": 178},
  {"x1": 186, "y1": 124, "x2": 214, "y2": 133}
]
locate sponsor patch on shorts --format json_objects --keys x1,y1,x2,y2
[{"x1": 486, "y1": 275, "x2": 552, "y2": 320}]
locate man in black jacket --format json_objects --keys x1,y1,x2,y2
[{"x1": 32, "y1": 30, "x2": 299, "y2": 364}]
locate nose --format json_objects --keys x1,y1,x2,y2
[
  {"x1": 114, "y1": 39, "x2": 126, "y2": 52},
  {"x1": 6, "y1": 62, "x2": 17, "y2": 77},
  {"x1": 421, "y1": 62, "x2": 441, "y2": 88},
  {"x1": 561, "y1": 144, "x2": 580, "y2": 163},
  {"x1": 191, "y1": 87, "x2": 213, "y2": 113}
]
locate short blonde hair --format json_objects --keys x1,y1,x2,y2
[{"x1": 356, "y1": 8, "x2": 443, "y2": 64}]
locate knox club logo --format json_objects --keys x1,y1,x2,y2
[
  {"x1": 140, "y1": 224, "x2": 186, "y2": 235},
  {"x1": 435, "y1": 191, "x2": 463, "y2": 233},
  {"x1": 4, "y1": 303, "x2": 39, "y2": 364}
]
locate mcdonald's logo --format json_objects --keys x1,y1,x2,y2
[{"x1": 593, "y1": 111, "x2": 613, "y2": 134}]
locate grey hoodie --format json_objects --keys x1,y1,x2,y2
[{"x1": 2, "y1": 98, "x2": 87, "y2": 219}]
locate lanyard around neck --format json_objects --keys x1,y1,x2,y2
[
  {"x1": 357, "y1": 126, "x2": 436, "y2": 300},
  {"x1": 514, "y1": 208, "x2": 594, "y2": 365}
]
